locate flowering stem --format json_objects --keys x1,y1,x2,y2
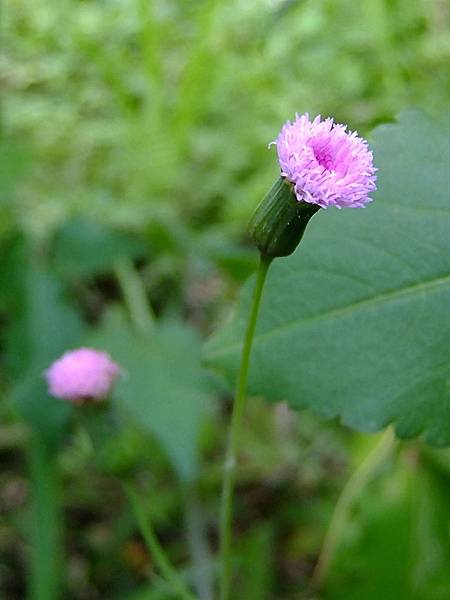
[
  {"x1": 28, "y1": 436, "x2": 63, "y2": 600},
  {"x1": 125, "y1": 484, "x2": 199, "y2": 600},
  {"x1": 310, "y1": 427, "x2": 396, "y2": 591},
  {"x1": 219, "y1": 254, "x2": 272, "y2": 600}
]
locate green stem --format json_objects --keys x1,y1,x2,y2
[
  {"x1": 114, "y1": 257, "x2": 154, "y2": 337},
  {"x1": 219, "y1": 254, "x2": 272, "y2": 600},
  {"x1": 117, "y1": 259, "x2": 201, "y2": 597},
  {"x1": 28, "y1": 436, "x2": 63, "y2": 600},
  {"x1": 310, "y1": 427, "x2": 396, "y2": 591},
  {"x1": 125, "y1": 485, "x2": 199, "y2": 600}
]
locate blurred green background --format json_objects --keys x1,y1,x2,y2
[
  {"x1": 4, "y1": 0, "x2": 450, "y2": 236},
  {"x1": 1, "y1": 1, "x2": 450, "y2": 599}
]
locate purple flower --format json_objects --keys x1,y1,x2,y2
[
  {"x1": 272, "y1": 113, "x2": 377, "y2": 209},
  {"x1": 44, "y1": 348, "x2": 121, "y2": 404}
]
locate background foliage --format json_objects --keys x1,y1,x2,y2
[{"x1": 1, "y1": 1, "x2": 450, "y2": 599}]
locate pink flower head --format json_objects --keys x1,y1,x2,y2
[
  {"x1": 272, "y1": 113, "x2": 377, "y2": 208},
  {"x1": 44, "y1": 348, "x2": 121, "y2": 404}
]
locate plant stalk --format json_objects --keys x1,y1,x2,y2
[
  {"x1": 28, "y1": 436, "x2": 63, "y2": 600},
  {"x1": 310, "y1": 427, "x2": 396, "y2": 591},
  {"x1": 117, "y1": 261, "x2": 205, "y2": 597},
  {"x1": 125, "y1": 485, "x2": 199, "y2": 600},
  {"x1": 219, "y1": 254, "x2": 272, "y2": 600}
]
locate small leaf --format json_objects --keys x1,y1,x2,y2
[
  {"x1": 205, "y1": 110, "x2": 450, "y2": 446},
  {"x1": 90, "y1": 312, "x2": 212, "y2": 481}
]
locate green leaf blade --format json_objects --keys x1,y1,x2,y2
[
  {"x1": 8, "y1": 254, "x2": 85, "y2": 447},
  {"x1": 205, "y1": 110, "x2": 450, "y2": 446},
  {"x1": 90, "y1": 313, "x2": 212, "y2": 481}
]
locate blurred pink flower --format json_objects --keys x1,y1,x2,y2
[
  {"x1": 272, "y1": 113, "x2": 377, "y2": 208},
  {"x1": 44, "y1": 348, "x2": 120, "y2": 403}
]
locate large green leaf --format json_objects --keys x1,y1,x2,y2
[
  {"x1": 8, "y1": 245, "x2": 85, "y2": 446},
  {"x1": 205, "y1": 110, "x2": 450, "y2": 446},
  {"x1": 52, "y1": 218, "x2": 145, "y2": 278},
  {"x1": 90, "y1": 312, "x2": 212, "y2": 481}
]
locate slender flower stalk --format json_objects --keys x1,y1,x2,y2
[
  {"x1": 39, "y1": 350, "x2": 120, "y2": 600},
  {"x1": 115, "y1": 263, "x2": 211, "y2": 598},
  {"x1": 310, "y1": 428, "x2": 396, "y2": 591},
  {"x1": 219, "y1": 254, "x2": 272, "y2": 600},
  {"x1": 218, "y1": 112, "x2": 377, "y2": 598},
  {"x1": 125, "y1": 485, "x2": 199, "y2": 600}
]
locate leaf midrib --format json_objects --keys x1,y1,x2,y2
[{"x1": 209, "y1": 272, "x2": 450, "y2": 358}]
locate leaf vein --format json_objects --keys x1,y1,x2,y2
[{"x1": 211, "y1": 273, "x2": 450, "y2": 358}]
